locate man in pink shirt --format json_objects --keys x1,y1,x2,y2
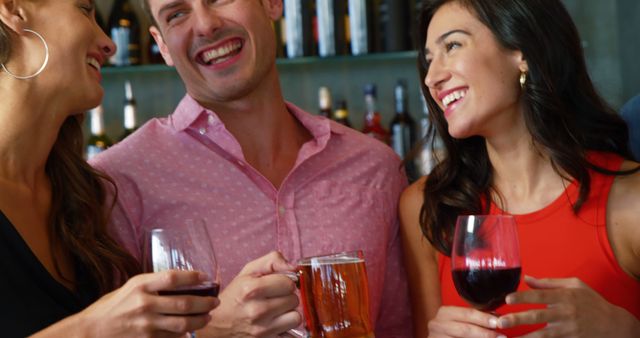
[{"x1": 91, "y1": 0, "x2": 412, "y2": 337}]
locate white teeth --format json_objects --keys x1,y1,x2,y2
[
  {"x1": 87, "y1": 57, "x2": 101, "y2": 71},
  {"x1": 442, "y1": 90, "x2": 467, "y2": 108},
  {"x1": 202, "y1": 41, "x2": 242, "y2": 64}
]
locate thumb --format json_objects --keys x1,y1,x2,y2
[{"x1": 239, "y1": 251, "x2": 296, "y2": 277}]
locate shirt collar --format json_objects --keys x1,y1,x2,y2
[{"x1": 170, "y1": 94, "x2": 346, "y2": 138}]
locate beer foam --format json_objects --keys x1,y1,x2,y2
[{"x1": 299, "y1": 256, "x2": 365, "y2": 266}]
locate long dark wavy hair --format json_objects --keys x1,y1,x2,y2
[
  {"x1": 416, "y1": 0, "x2": 637, "y2": 256},
  {"x1": 1, "y1": 22, "x2": 140, "y2": 294}
]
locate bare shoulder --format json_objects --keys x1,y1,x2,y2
[
  {"x1": 608, "y1": 160, "x2": 640, "y2": 279},
  {"x1": 399, "y1": 176, "x2": 427, "y2": 217}
]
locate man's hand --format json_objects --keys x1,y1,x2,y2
[{"x1": 199, "y1": 251, "x2": 302, "y2": 338}]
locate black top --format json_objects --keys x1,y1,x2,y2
[{"x1": 0, "y1": 211, "x2": 99, "y2": 337}]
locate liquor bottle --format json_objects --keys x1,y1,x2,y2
[
  {"x1": 273, "y1": 18, "x2": 286, "y2": 58},
  {"x1": 376, "y1": 0, "x2": 411, "y2": 52},
  {"x1": 316, "y1": 0, "x2": 349, "y2": 57},
  {"x1": 415, "y1": 93, "x2": 439, "y2": 177},
  {"x1": 334, "y1": 100, "x2": 352, "y2": 127},
  {"x1": 318, "y1": 86, "x2": 333, "y2": 118},
  {"x1": 147, "y1": 33, "x2": 164, "y2": 64},
  {"x1": 348, "y1": 0, "x2": 374, "y2": 55},
  {"x1": 119, "y1": 81, "x2": 138, "y2": 141},
  {"x1": 86, "y1": 105, "x2": 113, "y2": 160},
  {"x1": 361, "y1": 84, "x2": 389, "y2": 143},
  {"x1": 284, "y1": 0, "x2": 316, "y2": 58},
  {"x1": 389, "y1": 79, "x2": 416, "y2": 158},
  {"x1": 108, "y1": 0, "x2": 141, "y2": 66}
]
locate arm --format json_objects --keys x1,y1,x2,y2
[
  {"x1": 398, "y1": 178, "x2": 442, "y2": 337},
  {"x1": 30, "y1": 271, "x2": 219, "y2": 338},
  {"x1": 399, "y1": 178, "x2": 501, "y2": 338}
]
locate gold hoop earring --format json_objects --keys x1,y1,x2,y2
[
  {"x1": 1, "y1": 29, "x2": 50, "y2": 80},
  {"x1": 519, "y1": 71, "x2": 527, "y2": 89}
]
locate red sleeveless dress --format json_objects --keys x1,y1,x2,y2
[{"x1": 438, "y1": 152, "x2": 640, "y2": 336}]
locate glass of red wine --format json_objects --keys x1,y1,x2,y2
[
  {"x1": 451, "y1": 215, "x2": 521, "y2": 312},
  {"x1": 146, "y1": 219, "x2": 219, "y2": 337}
]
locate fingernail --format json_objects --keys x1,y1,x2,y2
[
  {"x1": 505, "y1": 295, "x2": 513, "y2": 304},
  {"x1": 198, "y1": 272, "x2": 211, "y2": 281},
  {"x1": 497, "y1": 335, "x2": 507, "y2": 338},
  {"x1": 488, "y1": 317, "x2": 498, "y2": 328},
  {"x1": 497, "y1": 318, "x2": 508, "y2": 329}
]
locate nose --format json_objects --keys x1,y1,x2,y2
[
  {"x1": 96, "y1": 25, "x2": 116, "y2": 58},
  {"x1": 193, "y1": 4, "x2": 223, "y2": 37},
  {"x1": 424, "y1": 56, "x2": 450, "y2": 90}
]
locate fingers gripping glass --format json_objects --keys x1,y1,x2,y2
[
  {"x1": 145, "y1": 219, "x2": 220, "y2": 337},
  {"x1": 451, "y1": 215, "x2": 521, "y2": 311}
]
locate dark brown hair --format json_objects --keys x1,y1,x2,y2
[
  {"x1": 1, "y1": 21, "x2": 140, "y2": 294},
  {"x1": 415, "y1": 0, "x2": 637, "y2": 255},
  {"x1": 47, "y1": 117, "x2": 140, "y2": 293}
]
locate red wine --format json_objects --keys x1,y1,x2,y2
[
  {"x1": 158, "y1": 283, "x2": 220, "y2": 297},
  {"x1": 452, "y1": 267, "x2": 521, "y2": 311}
]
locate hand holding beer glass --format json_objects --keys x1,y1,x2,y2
[{"x1": 288, "y1": 250, "x2": 374, "y2": 338}]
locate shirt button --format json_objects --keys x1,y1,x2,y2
[
  {"x1": 279, "y1": 206, "x2": 286, "y2": 215},
  {"x1": 199, "y1": 127, "x2": 207, "y2": 135}
]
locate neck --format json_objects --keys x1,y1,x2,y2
[
  {"x1": 485, "y1": 128, "x2": 569, "y2": 214},
  {"x1": 197, "y1": 79, "x2": 311, "y2": 188},
  {"x1": 0, "y1": 79, "x2": 65, "y2": 186}
]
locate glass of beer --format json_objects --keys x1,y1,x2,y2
[{"x1": 296, "y1": 250, "x2": 374, "y2": 338}]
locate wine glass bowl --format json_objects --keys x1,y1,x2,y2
[
  {"x1": 451, "y1": 215, "x2": 521, "y2": 311},
  {"x1": 147, "y1": 219, "x2": 220, "y2": 297}
]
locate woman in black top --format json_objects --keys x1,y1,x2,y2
[{"x1": 0, "y1": 1, "x2": 218, "y2": 337}]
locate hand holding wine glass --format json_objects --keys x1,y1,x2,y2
[
  {"x1": 451, "y1": 215, "x2": 521, "y2": 311},
  {"x1": 147, "y1": 219, "x2": 220, "y2": 337}
]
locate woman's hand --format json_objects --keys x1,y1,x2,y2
[
  {"x1": 76, "y1": 270, "x2": 219, "y2": 338},
  {"x1": 428, "y1": 305, "x2": 503, "y2": 338},
  {"x1": 498, "y1": 276, "x2": 640, "y2": 338}
]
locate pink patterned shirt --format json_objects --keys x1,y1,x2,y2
[{"x1": 90, "y1": 95, "x2": 412, "y2": 336}]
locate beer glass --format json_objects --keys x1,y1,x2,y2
[{"x1": 292, "y1": 250, "x2": 374, "y2": 338}]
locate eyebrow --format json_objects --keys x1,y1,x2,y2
[
  {"x1": 424, "y1": 29, "x2": 471, "y2": 55},
  {"x1": 157, "y1": 0, "x2": 185, "y2": 19}
]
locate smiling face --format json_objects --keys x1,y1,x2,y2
[
  {"x1": 21, "y1": 0, "x2": 115, "y2": 112},
  {"x1": 147, "y1": 0, "x2": 282, "y2": 105},
  {"x1": 424, "y1": 1, "x2": 527, "y2": 140}
]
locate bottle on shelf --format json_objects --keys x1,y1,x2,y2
[
  {"x1": 390, "y1": 79, "x2": 416, "y2": 158},
  {"x1": 361, "y1": 84, "x2": 389, "y2": 143},
  {"x1": 415, "y1": 93, "x2": 441, "y2": 177},
  {"x1": 119, "y1": 81, "x2": 138, "y2": 141},
  {"x1": 334, "y1": 100, "x2": 352, "y2": 127},
  {"x1": 316, "y1": 0, "x2": 349, "y2": 57},
  {"x1": 147, "y1": 33, "x2": 165, "y2": 64},
  {"x1": 108, "y1": 0, "x2": 141, "y2": 66},
  {"x1": 284, "y1": 0, "x2": 316, "y2": 58},
  {"x1": 318, "y1": 86, "x2": 333, "y2": 118},
  {"x1": 348, "y1": 0, "x2": 374, "y2": 55},
  {"x1": 86, "y1": 105, "x2": 113, "y2": 160},
  {"x1": 376, "y1": 0, "x2": 412, "y2": 52}
]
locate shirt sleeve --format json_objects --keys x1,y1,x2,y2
[
  {"x1": 96, "y1": 163, "x2": 145, "y2": 264},
  {"x1": 374, "y1": 167, "x2": 414, "y2": 338}
]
